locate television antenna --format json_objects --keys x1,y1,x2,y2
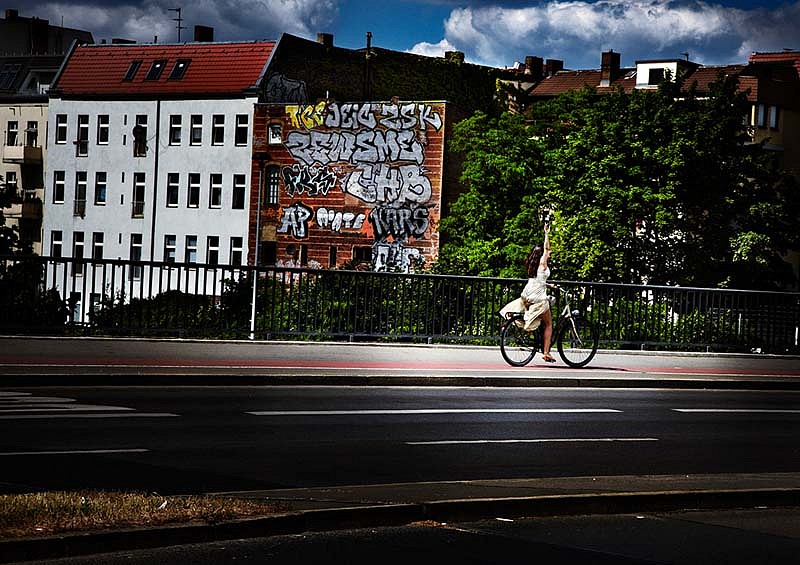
[{"x1": 168, "y1": 8, "x2": 186, "y2": 42}]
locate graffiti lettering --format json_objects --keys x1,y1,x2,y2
[
  {"x1": 265, "y1": 73, "x2": 308, "y2": 104},
  {"x1": 345, "y1": 164, "x2": 431, "y2": 205},
  {"x1": 285, "y1": 129, "x2": 424, "y2": 167},
  {"x1": 277, "y1": 202, "x2": 313, "y2": 239},
  {"x1": 369, "y1": 206, "x2": 429, "y2": 240},
  {"x1": 316, "y1": 207, "x2": 366, "y2": 233},
  {"x1": 373, "y1": 241, "x2": 421, "y2": 272},
  {"x1": 285, "y1": 101, "x2": 327, "y2": 129},
  {"x1": 325, "y1": 102, "x2": 378, "y2": 130},
  {"x1": 282, "y1": 164, "x2": 337, "y2": 197}
]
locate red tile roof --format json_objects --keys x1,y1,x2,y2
[
  {"x1": 53, "y1": 41, "x2": 276, "y2": 97},
  {"x1": 530, "y1": 69, "x2": 636, "y2": 96},
  {"x1": 749, "y1": 51, "x2": 800, "y2": 78}
]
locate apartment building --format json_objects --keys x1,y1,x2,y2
[{"x1": 43, "y1": 40, "x2": 276, "y2": 320}]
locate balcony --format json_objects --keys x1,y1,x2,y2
[
  {"x1": 5, "y1": 196, "x2": 43, "y2": 221},
  {"x1": 2, "y1": 144, "x2": 43, "y2": 164}
]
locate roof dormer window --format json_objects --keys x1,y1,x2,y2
[
  {"x1": 123, "y1": 60, "x2": 142, "y2": 81},
  {"x1": 144, "y1": 60, "x2": 167, "y2": 80},
  {"x1": 168, "y1": 59, "x2": 190, "y2": 80}
]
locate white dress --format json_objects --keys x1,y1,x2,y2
[{"x1": 500, "y1": 266, "x2": 551, "y2": 331}]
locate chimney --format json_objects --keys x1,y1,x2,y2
[
  {"x1": 194, "y1": 25, "x2": 214, "y2": 42},
  {"x1": 600, "y1": 49, "x2": 621, "y2": 87},
  {"x1": 317, "y1": 33, "x2": 333, "y2": 48},
  {"x1": 5, "y1": 9, "x2": 19, "y2": 19},
  {"x1": 525, "y1": 56, "x2": 543, "y2": 81},
  {"x1": 545, "y1": 59, "x2": 563, "y2": 76},
  {"x1": 445, "y1": 51, "x2": 465, "y2": 64}
]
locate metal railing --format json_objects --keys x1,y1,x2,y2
[{"x1": 0, "y1": 255, "x2": 797, "y2": 353}]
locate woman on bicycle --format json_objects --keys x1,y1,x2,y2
[{"x1": 500, "y1": 223, "x2": 556, "y2": 363}]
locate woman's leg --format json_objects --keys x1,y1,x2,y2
[{"x1": 541, "y1": 307, "x2": 554, "y2": 359}]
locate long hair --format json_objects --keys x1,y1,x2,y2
[{"x1": 525, "y1": 245, "x2": 543, "y2": 278}]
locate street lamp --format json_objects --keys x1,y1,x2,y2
[{"x1": 249, "y1": 152, "x2": 269, "y2": 340}]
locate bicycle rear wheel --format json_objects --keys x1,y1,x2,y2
[
  {"x1": 500, "y1": 315, "x2": 537, "y2": 367},
  {"x1": 556, "y1": 316, "x2": 599, "y2": 368}
]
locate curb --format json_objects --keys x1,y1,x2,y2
[
  {"x1": 2, "y1": 488, "x2": 799, "y2": 563},
  {"x1": 2, "y1": 373, "x2": 800, "y2": 390}
]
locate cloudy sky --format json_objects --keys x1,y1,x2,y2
[{"x1": 21, "y1": 0, "x2": 800, "y2": 69}]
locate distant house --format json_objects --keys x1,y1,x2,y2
[{"x1": 1, "y1": 9, "x2": 93, "y2": 255}]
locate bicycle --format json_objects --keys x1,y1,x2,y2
[{"x1": 500, "y1": 285, "x2": 599, "y2": 368}]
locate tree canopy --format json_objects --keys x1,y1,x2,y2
[{"x1": 437, "y1": 76, "x2": 800, "y2": 290}]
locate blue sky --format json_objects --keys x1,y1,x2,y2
[{"x1": 21, "y1": 1, "x2": 800, "y2": 69}]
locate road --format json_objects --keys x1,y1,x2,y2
[{"x1": 2, "y1": 386, "x2": 799, "y2": 494}]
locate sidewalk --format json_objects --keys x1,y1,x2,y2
[{"x1": 3, "y1": 473, "x2": 800, "y2": 563}]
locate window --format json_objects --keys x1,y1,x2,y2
[
  {"x1": 229, "y1": 236, "x2": 243, "y2": 266},
  {"x1": 25, "y1": 120, "x2": 38, "y2": 147},
  {"x1": 164, "y1": 235, "x2": 176, "y2": 263},
  {"x1": 124, "y1": 60, "x2": 142, "y2": 81},
  {"x1": 132, "y1": 172, "x2": 145, "y2": 217},
  {"x1": 168, "y1": 59, "x2": 190, "y2": 80},
  {"x1": 94, "y1": 172, "x2": 107, "y2": 205},
  {"x1": 144, "y1": 60, "x2": 167, "y2": 80},
  {"x1": 265, "y1": 165, "x2": 279, "y2": 206},
  {"x1": 97, "y1": 115, "x2": 109, "y2": 145},
  {"x1": 169, "y1": 115, "x2": 181, "y2": 145},
  {"x1": 259, "y1": 242, "x2": 276, "y2": 266},
  {"x1": 74, "y1": 172, "x2": 87, "y2": 217},
  {"x1": 328, "y1": 245, "x2": 337, "y2": 268},
  {"x1": 50, "y1": 230, "x2": 62, "y2": 257},
  {"x1": 6, "y1": 120, "x2": 18, "y2": 146},
  {"x1": 72, "y1": 232, "x2": 85, "y2": 276},
  {"x1": 76, "y1": 115, "x2": 89, "y2": 156},
  {"x1": 187, "y1": 173, "x2": 200, "y2": 207},
  {"x1": 166, "y1": 173, "x2": 180, "y2": 207},
  {"x1": 232, "y1": 174, "x2": 246, "y2": 209},
  {"x1": 209, "y1": 173, "x2": 222, "y2": 208},
  {"x1": 757, "y1": 103, "x2": 766, "y2": 128},
  {"x1": 647, "y1": 68, "x2": 664, "y2": 85},
  {"x1": 6, "y1": 171, "x2": 17, "y2": 192},
  {"x1": 129, "y1": 234, "x2": 143, "y2": 279},
  {"x1": 185, "y1": 235, "x2": 197, "y2": 264},
  {"x1": 268, "y1": 123, "x2": 282, "y2": 144},
  {"x1": 353, "y1": 246, "x2": 372, "y2": 264},
  {"x1": 235, "y1": 114, "x2": 248, "y2": 146},
  {"x1": 206, "y1": 236, "x2": 219, "y2": 265},
  {"x1": 211, "y1": 115, "x2": 224, "y2": 145},
  {"x1": 53, "y1": 170, "x2": 65, "y2": 203},
  {"x1": 92, "y1": 232, "x2": 104, "y2": 260},
  {"x1": 55, "y1": 114, "x2": 67, "y2": 144},
  {"x1": 769, "y1": 105, "x2": 780, "y2": 130},
  {"x1": 190, "y1": 115, "x2": 202, "y2": 145},
  {"x1": 133, "y1": 115, "x2": 147, "y2": 157}
]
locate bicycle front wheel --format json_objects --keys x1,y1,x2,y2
[
  {"x1": 556, "y1": 316, "x2": 599, "y2": 368},
  {"x1": 500, "y1": 315, "x2": 537, "y2": 367}
]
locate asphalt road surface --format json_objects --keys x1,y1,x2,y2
[{"x1": 2, "y1": 386, "x2": 799, "y2": 494}]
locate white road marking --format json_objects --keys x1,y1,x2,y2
[
  {"x1": 406, "y1": 438, "x2": 659, "y2": 446},
  {"x1": 247, "y1": 408, "x2": 621, "y2": 416},
  {"x1": 0, "y1": 448, "x2": 149, "y2": 456},
  {"x1": 673, "y1": 408, "x2": 800, "y2": 414},
  {"x1": 0, "y1": 413, "x2": 179, "y2": 419}
]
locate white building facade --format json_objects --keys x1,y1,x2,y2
[{"x1": 42, "y1": 41, "x2": 276, "y2": 321}]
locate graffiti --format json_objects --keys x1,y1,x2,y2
[
  {"x1": 316, "y1": 207, "x2": 366, "y2": 233},
  {"x1": 285, "y1": 101, "x2": 327, "y2": 129},
  {"x1": 285, "y1": 129, "x2": 424, "y2": 166},
  {"x1": 264, "y1": 73, "x2": 308, "y2": 104},
  {"x1": 344, "y1": 164, "x2": 431, "y2": 205},
  {"x1": 373, "y1": 241, "x2": 421, "y2": 272},
  {"x1": 277, "y1": 202, "x2": 313, "y2": 239},
  {"x1": 369, "y1": 206, "x2": 429, "y2": 240},
  {"x1": 282, "y1": 164, "x2": 337, "y2": 197},
  {"x1": 324, "y1": 102, "x2": 443, "y2": 132}
]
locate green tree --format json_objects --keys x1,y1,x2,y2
[{"x1": 440, "y1": 76, "x2": 800, "y2": 289}]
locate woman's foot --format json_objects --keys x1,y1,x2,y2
[{"x1": 542, "y1": 353, "x2": 556, "y2": 363}]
